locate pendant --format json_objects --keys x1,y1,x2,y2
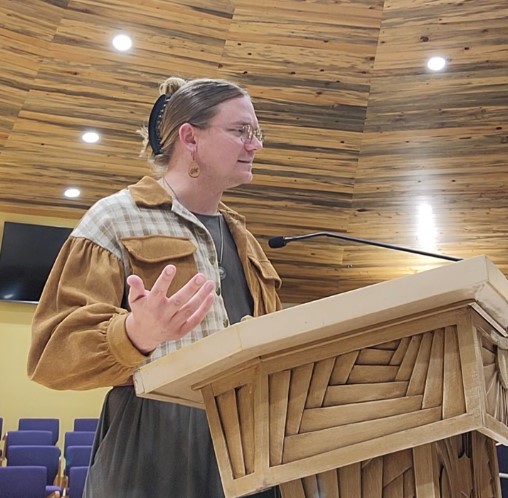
[{"x1": 219, "y1": 265, "x2": 227, "y2": 280}]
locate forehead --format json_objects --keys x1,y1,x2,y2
[{"x1": 211, "y1": 95, "x2": 257, "y2": 124}]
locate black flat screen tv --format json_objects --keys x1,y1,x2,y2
[{"x1": 0, "y1": 221, "x2": 73, "y2": 304}]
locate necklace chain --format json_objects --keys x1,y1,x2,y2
[
  {"x1": 218, "y1": 215, "x2": 226, "y2": 280},
  {"x1": 162, "y1": 176, "x2": 179, "y2": 202},
  {"x1": 163, "y1": 176, "x2": 226, "y2": 280}
]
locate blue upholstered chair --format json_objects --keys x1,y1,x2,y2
[
  {"x1": 67, "y1": 466, "x2": 89, "y2": 498},
  {"x1": 0, "y1": 465, "x2": 61, "y2": 498},
  {"x1": 73, "y1": 418, "x2": 98, "y2": 433},
  {"x1": 7, "y1": 445, "x2": 63, "y2": 496},
  {"x1": 18, "y1": 418, "x2": 60, "y2": 445},
  {"x1": 64, "y1": 445, "x2": 92, "y2": 475},
  {"x1": 497, "y1": 444, "x2": 508, "y2": 497},
  {"x1": 64, "y1": 431, "x2": 95, "y2": 459},
  {"x1": 4, "y1": 430, "x2": 53, "y2": 461},
  {"x1": 0, "y1": 416, "x2": 3, "y2": 459}
]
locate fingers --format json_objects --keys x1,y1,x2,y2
[
  {"x1": 126, "y1": 274, "x2": 147, "y2": 304},
  {"x1": 168, "y1": 278, "x2": 216, "y2": 334},
  {"x1": 149, "y1": 265, "x2": 177, "y2": 298},
  {"x1": 177, "y1": 289, "x2": 216, "y2": 335},
  {"x1": 167, "y1": 273, "x2": 211, "y2": 308},
  {"x1": 126, "y1": 265, "x2": 217, "y2": 351}
]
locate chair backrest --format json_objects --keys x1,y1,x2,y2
[
  {"x1": 18, "y1": 418, "x2": 59, "y2": 445},
  {"x1": 0, "y1": 416, "x2": 3, "y2": 458},
  {"x1": 4, "y1": 430, "x2": 54, "y2": 460},
  {"x1": 64, "y1": 431, "x2": 95, "y2": 457},
  {"x1": 7, "y1": 445, "x2": 61, "y2": 486},
  {"x1": 73, "y1": 418, "x2": 98, "y2": 432},
  {"x1": 498, "y1": 444, "x2": 508, "y2": 473},
  {"x1": 65, "y1": 445, "x2": 92, "y2": 474},
  {"x1": 68, "y1": 466, "x2": 89, "y2": 498},
  {"x1": 0, "y1": 465, "x2": 47, "y2": 498}
]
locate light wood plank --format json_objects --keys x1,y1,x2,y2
[
  {"x1": 217, "y1": 389, "x2": 246, "y2": 478},
  {"x1": 324, "y1": 381, "x2": 408, "y2": 406},
  {"x1": 269, "y1": 370, "x2": 291, "y2": 466},
  {"x1": 357, "y1": 348, "x2": 394, "y2": 365},
  {"x1": 361, "y1": 457, "x2": 383, "y2": 497},
  {"x1": 442, "y1": 326, "x2": 466, "y2": 418},
  {"x1": 286, "y1": 363, "x2": 314, "y2": 435},
  {"x1": 413, "y1": 444, "x2": 439, "y2": 498},
  {"x1": 395, "y1": 335, "x2": 423, "y2": 381},
  {"x1": 305, "y1": 357, "x2": 336, "y2": 409},
  {"x1": 422, "y1": 328, "x2": 444, "y2": 409},
  {"x1": 282, "y1": 406, "x2": 442, "y2": 463},
  {"x1": 330, "y1": 351, "x2": 359, "y2": 385},
  {"x1": 406, "y1": 332, "x2": 433, "y2": 396},
  {"x1": 338, "y1": 463, "x2": 361, "y2": 497},
  {"x1": 237, "y1": 383, "x2": 255, "y2": 475},
  {"x1": 300, "y1": 395, "x2": 423, "y2": 432},
  {"x1": 317, "y1": 469, "x2": 340, "y2": 498}
]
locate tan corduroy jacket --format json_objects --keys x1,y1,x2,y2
[{"x1": 28, "y1": 177, "x2": 281, "y2": 390}]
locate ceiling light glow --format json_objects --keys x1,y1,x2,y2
[
  {"x1": 82, "y1": 131, "x2": 100, "y2": 143},
  {"x1": 417, "y1": 202, "x2": 438, "y2": 251},
  {"x1": 64, "y1": 188, "x2": 81, "y2": 198},
  {"x1": 427, "y1": 56, "x2": 446, "y2": 71},
  {"x1": 112, "y1": 34, "x2": 133, "y2": 52}
]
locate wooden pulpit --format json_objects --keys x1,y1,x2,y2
[{"x1": 133, "y1": 255, "x2": 508, "y2": 497}]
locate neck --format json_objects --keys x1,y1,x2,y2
[{"x1": 160, "y1": 174, "x2": 222, "y2": 215}]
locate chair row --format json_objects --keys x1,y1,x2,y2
[
  {"x1": 2, "y1": 429, "x2": 95, "y2": 462},
  {"x1": 0, "y1": 417, "x2": 98, "y2": 445},
  {"x1": 0, "y1": 464, "x2": 89, "y2": 498},
  {"x1": 0, "y1": 443, "x2": 92, "y2": 498}
]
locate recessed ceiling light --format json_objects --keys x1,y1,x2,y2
[
  {"x1": 64, "y1": 188, "x2": 81, "y2": 198},
  {"x1": 427, "y1": 56, "x2": 446, "y2": 71},
  {"x1": 82, "y1": 131, "x2": 100, "y2": 143},
  {"x1": 112, "y1": 34, "x2": 133, "y2": 52}
]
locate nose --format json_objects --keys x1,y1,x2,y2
[{"x1": 245, "y1": 136, "x2": 263, "y2": 152}]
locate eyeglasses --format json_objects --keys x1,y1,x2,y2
[
  {"x1": 229, "y1": 124, "x2": 264, "y2": 144},
  {"x1": 191, "y1": 123, "x2": 264, "y2": 144}
]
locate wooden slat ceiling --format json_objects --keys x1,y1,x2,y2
[{"x1": 0, "y1": 0, "x2": 507, "y2": 304}]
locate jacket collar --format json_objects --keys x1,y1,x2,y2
[{"x1": 128, "y1": 176, "x2": 246, "y2": 225}]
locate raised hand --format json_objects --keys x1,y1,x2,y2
[{"x1": 125, "y1": 265, "x2": 216, "y2": 353}]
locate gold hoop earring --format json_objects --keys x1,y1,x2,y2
[{"x1": 188, "y1": 149, "x2": 200, "y2": 178}]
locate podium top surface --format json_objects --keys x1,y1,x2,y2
[{"x1": 133, "y1": 255, "x2": 508, "y2": 407}]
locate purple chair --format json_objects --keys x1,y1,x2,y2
[
  {"x1": 73, "y1": 418, "x2": 98, "y2": 433},
  {"x1": 64, "y1": 432, "x2": 95, "y2": 459},
  {"x1": 18, "y1": 418, "x2": 60, "y2": 445},
  {"x1": 0, "y1": 465, "x2": 47, "y2": 498},
  {"x1": 4, "y1": 430, "x2": 53, "y2": 460},
  {"x1": 7, "y1": 445, "x2": 63, "y2": 496},
  {"x1": 67, "y1": 466, "x2": 89, "y2": 498},
  {"x1": 65, "y1": 445, "x2": 92, "y2": 475}
]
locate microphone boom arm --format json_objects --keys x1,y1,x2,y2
[{"x1": 272, "y1": 232, "x2": 462, "y2": 262}]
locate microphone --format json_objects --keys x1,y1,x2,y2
[{"x1": 268, "y1": 232, "x2": 462, "y2": 262}]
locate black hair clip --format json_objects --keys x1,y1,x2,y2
[{"x1": 148, "y1": 94, "x2": 171, "y2": 155}]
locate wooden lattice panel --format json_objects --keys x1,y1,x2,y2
[
  {"x1": 200, "y1": 307, "x2": 504, "y2": 496},
  {"x1": 476, "y1": 313, "x2": 508, "y2": 428},
  {"x1": 280, "y1": 449, "x2": 415, "y2": 498},
  {"x1": 278, "y1": 432, "x2": 500, "y2": 498},
  {"x1": 267, "y1": 325, "x2": 466, "y2": 465}
]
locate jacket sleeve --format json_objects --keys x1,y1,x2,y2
[{"x1": 28, "y1": 236, "x2": 148, "y2": 390}]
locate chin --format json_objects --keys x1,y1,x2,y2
[{"x1": 231, "y1": 172, "x2": 253, "y2": 189}]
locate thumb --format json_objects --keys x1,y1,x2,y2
[{"x1": 127, "y1": 274, "x2": 146, "y2": 304}]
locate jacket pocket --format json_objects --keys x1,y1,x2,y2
[
  {"x1": 121, "y1": 235, "x2": 198, "y2": 297},
  {"x1": 248, "y1": 257, "x2": 282, "y2": 315}
]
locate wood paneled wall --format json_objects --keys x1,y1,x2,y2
[{"x1": 0, "y1": 0, "x2": 507, "y2": 303}]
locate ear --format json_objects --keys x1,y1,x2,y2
[{"x1": 178, "y1": 123, "x2": 197, "y2": 152}]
